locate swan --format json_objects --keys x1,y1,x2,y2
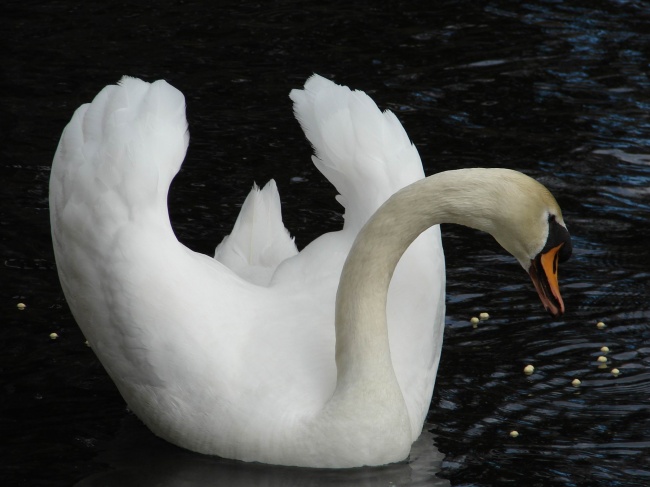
[{"x1": 50, "y1": 75, "x2": 572, "y2": 468}]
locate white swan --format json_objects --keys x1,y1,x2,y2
[{"x1": 50, "y1": 75, "x2": 571, "y2": 468}]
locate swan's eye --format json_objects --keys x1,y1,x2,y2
[
  {"x1": 558, "y1": 238, "x2": 572, "y2": 262},
  {"x1": 545, "y1": 214, "x2": 572, "y2": 263}
]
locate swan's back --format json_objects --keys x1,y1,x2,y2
[{"x1": 50, "y1": 75, "x2": 446, "y2": 465}]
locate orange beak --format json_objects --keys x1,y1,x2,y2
[{"x1": 528, "y1": 243, "x2": 565, "y2": 318}]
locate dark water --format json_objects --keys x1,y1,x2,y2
[{"x1": 2, "y1": 1, "x2": 649, "y2": 486}]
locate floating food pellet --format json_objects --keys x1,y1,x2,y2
[
  {"x1": 572, "y1": 378, "x2": 581, "y2": 387},
  {"x1": 479, "y1": 312, "x2": 490, "y2": 320},
  {"x1": 597, "y1": 321, "x2": 607, "y2": 329},
  {"x1": 470, "y1": 317, "x2": 479, "y2": 325},
  {"x1": 600, "y1": 346, "x2": 610, "y2": 353},
  {"x1": 524, "y1": 365, "x2": 535, "y2": 375},
  {"x1": 49, "y1": 332, "x2": 59, "y2": 340},
  {"x1": 17, "y1": 302, "x2": 26, "y2": 310},
  {"x1": 84, "y1": 340, "x2": 90, "y2": 348},
  {"x1": 509, "y1": 430, "x2": 519, "y2": 438},
  {"x1": 597, "y1": 355, "x2": 608, "y2": 363},
  {"x1": 611, "y1": 368, "x2": 620, "y2": 376}
]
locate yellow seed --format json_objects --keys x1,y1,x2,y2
[
  {"x1": 597, "y1": 356, "x2": 607, "y2": 363},
  {"x1": 571, "y1": 378, "x2": 581, "y2": 387},
  {"x1": 524, "y1": 365, "x2": 535, "y2": 375},
  {"x1": 600, "y1": 346, "x2": 610, "y2": 353},
  {"x1": 611, "y1": 368, "x2": 620, "y2": 376},
  {"x1": 509, "y1": 430, "x2": 519, "y2": 438},
  {"x1": 479, "y1": 312, "x2": 490, "y2": 320},
  {"x1": 470, "y1": 317, "x2": 479, "y2": 325},
  {"x1": 597, "y1": 321, "x2": 606, "y2": 329},
  {"x1": 17, "y1": 302, "x2": 26, "y2": 310},
  {"x1": 49, "y1": 332, "x2": 59, "y2": 340}
]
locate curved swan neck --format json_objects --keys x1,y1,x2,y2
[
  {"x1": 317, "y1": 168, "x2": 547, "y2": 465},
  {"x1": 334, "y1": 169, "x2": 508, "y2": 385}
]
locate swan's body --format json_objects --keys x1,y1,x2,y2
[{"x1": 50, "y1": 75, "x2": 571, "y2": 468}]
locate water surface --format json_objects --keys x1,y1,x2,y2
[{"x1": 2, "y1": 1, "x2": 649, "y2": 486}]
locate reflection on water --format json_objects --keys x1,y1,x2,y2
[
  {"x1": 74, "y1": 419, "x2": 449, "y2": 487},
  {"x1": 2, "y1": 0, "x2": 650, "y2": 486}
]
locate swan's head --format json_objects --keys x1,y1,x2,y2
[
  {"x1": 524, "y1": 213, "x2": 572, "y2": 317},
  {"x1": 486, "y1": 170, "x2": 572, "y2": 318}
]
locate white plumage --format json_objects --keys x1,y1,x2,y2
[
  {"x1": 51, "y1": 74, "x2": 569, "y2": 467},
  {"x1": 50, "y1": 75, "x2": 444, "y2": 467}
]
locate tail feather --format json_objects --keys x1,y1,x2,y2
[
  {"x1": 290, "y1": 74, "x2": 424, "y2": 232},
  {"x1": 215, "y1": 180, "x2": 298, "y2": 285}
]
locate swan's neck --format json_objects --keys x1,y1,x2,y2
[
  {"x1": 306, "y1": 168, "x2": 528, "y2": 466},
  {"x1": 334, "y1": 169, "x2": 498, "y2": 388},
  {"x1": 321, "y1": 169, "x2": 504, "y2": 461}
]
